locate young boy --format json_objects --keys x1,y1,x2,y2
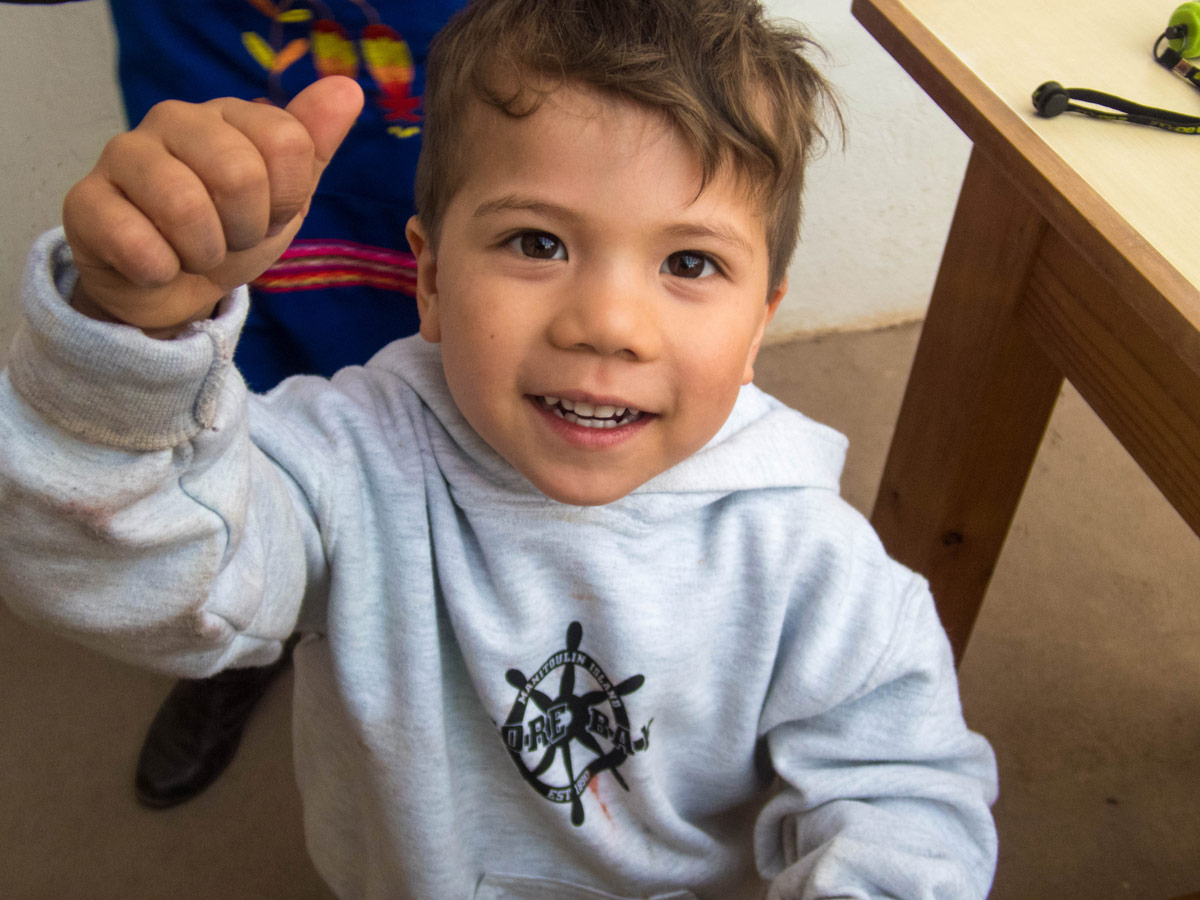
[{"x1": 0, "y1": 0, "x2": 998, "y2": 896}]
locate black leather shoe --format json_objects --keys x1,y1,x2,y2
[{"x1": 134, "y1": 638, "x2": 297, "y2": 809}]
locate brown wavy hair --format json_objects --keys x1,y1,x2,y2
[{"x1": 414, "y1": 0, "x2": 841, "y2": 292}]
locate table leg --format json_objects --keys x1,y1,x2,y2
[{"x1": 871, "y1": 146, "x2": 1064, "y2": 663}]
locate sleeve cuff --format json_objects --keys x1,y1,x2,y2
[{"x1": 6, "y1": 228, "x2": 250, "y2": 451}]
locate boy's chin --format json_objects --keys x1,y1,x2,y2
[
  {"x1": 525, "y1": 470, "x2": 652, "y2": 508},
  {"x1": 535, "y1": 482, "x2": 638, "y2": 508}
]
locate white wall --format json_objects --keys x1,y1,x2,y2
[
  {"x1": 768, "y1": 0, "x2": 970, "y2": 339},
  {"x1": 0, "y1": 1, "x2": 970, "y2": 361},
  {"x1": 0, "y1": 3, "x2": 124, "y2": 362}
]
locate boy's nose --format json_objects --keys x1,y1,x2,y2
[{"x1": 547, "y1": 267, "x2": 662, "y2": 361}]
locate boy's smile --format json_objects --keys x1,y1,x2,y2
[{"x1": 407, "y1": 83, "x2": 783, "y2": 506}]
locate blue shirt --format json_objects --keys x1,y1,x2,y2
[{"x1": 107, "y1": 0, "x2": 466, "y2": 389}]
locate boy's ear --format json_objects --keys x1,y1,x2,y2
[
  {"x1": 405, "y1": 216, "x2": 441, "y2": 343},
  {"x1": 741, "y1": 281, "x2": 785, "y2": 385}
]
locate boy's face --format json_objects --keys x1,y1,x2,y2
[{"x1": 407, "y1": 84, "x2": 783, "y2": 506}]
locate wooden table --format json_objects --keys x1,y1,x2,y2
[{"x1": 850, "y1": 0, "x2": 1200, "y2": 661}]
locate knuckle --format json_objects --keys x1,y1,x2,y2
[
  {"x1": 157, "y1": 184, "x2": 214, "y2": 230},
  {"x1": 208, "y1": 153, "x2": 267, "y2": 201},
  {"x1": 140, "y1": 98, "x2": 192, "y2": 128},
  {"x1": 62, "y1": 179, "x2": 93, "y2": 218},
  {"x1": 110, "y1": 231, "x2": 180, "y2": 287},
  {"x1": 97, "y1": 131, "x2": 140, "y2": 166},
  {"x1": 260, "y1": 119, "x2": 315, "y2": 166}
]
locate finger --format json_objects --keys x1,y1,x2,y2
[
  {"x1": 284, "y1": 76, "x2": 365, "y2": 184},
  {"x1": 96, "y1": 129, "x2": 229, "y2": 274},
  {"x1": 64, "y1": 175, "x2": 180, "y2": 287},
  {"x1": 212, "y1": 96, "x2": 320, "y2": 237},
  {"x1": 63, "y1": 171, "x2": 183, "y2": 289},
  {"x1": 144, "y1": 99, "x2": 276, "y2": 252}
]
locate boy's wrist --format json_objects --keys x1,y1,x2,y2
[
  {"x1": 69, "y1": 281, "x2": 221, "y2": 341},
  {"x1": 68, "y1": 282, "x2": 130, "y2": 326}
]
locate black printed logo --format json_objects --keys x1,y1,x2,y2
[{"x1": 500, "y1": 622, "x2": 651, "y2": 826}]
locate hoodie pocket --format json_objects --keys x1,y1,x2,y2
[{"x1": 474, "y1": 873, "x2": 699, "y2": 900}]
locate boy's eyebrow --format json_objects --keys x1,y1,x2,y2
[
  {"x1": 660, "y1": 222, "x2": 756, "y2": 258},
  {"x1": 472, "y1": 196, "x2": 585, "y2": 227},
  {"x1": 473, "y1": 195, "x2": 757, "y2": 257}
]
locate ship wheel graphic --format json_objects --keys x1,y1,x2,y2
[{"x1": 501, "y1": 622, "x2": 648, "y2": 826}]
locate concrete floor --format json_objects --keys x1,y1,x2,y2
[{"x1": 2, "y1": 322, "x2": 1198, "y2": 899}]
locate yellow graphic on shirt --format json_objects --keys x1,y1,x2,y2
[
  {"x1": 242, "y1": 32, "x2": 310, "y2": 74},
  {"x1": 310, "y1": 20, "x2": 360, "y2": 79}
]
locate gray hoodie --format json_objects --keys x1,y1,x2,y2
[{"x1": 0, "y1": 230, "x2": 997, "y2": 900}]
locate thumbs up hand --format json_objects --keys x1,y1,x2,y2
[{"x1": 63, "y1": 76, "x2": 364, "y2": 338}]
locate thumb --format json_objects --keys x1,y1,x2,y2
[{"x1": 285, "y1": 76, "x2": 365, "y2": 182}]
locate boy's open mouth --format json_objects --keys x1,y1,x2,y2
[{"x1": 536, "y1": 396, "x2": 644, "y2": 429}]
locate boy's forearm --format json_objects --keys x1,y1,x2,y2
[{"x1": 0, "y1": 229, "x2": 307, "y2": 675}]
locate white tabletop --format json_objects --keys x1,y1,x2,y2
[{"x1": 888, "y1": 0, "x2": 1199, "y2": 305}]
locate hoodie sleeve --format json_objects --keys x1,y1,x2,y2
[
  {"x1": 753, "y1": 511, "x2": 998, "y2": 899},
  {"x1": 0, "y1": 229, "x2": 325, "y2": 677}
]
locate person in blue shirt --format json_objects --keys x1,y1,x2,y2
[{"x1": 9, "y1": 0, "x2": 465, "y2": 808}]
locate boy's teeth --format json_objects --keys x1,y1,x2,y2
[{"x1": 540, "y1": 396, "x2": 641, "y2": 427}]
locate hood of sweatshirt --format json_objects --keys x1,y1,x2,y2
[{"x1": 364, "y1": 335, "x2": 848, "y2": 519}]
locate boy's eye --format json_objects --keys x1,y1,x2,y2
[
  {"x1": 662, "y1": 251, "x2": 718, "y2": 279},
  {"x1": 509, "y1": 231, "x2": 566, "y2": 260}
]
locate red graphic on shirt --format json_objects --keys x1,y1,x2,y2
[{"x1": 360, "y1": 23, "x2": 420, "y2": 122}]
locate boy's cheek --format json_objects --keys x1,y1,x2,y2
[{"x1": 417, "y1": 295, "x2": 442, "y2": 343}]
